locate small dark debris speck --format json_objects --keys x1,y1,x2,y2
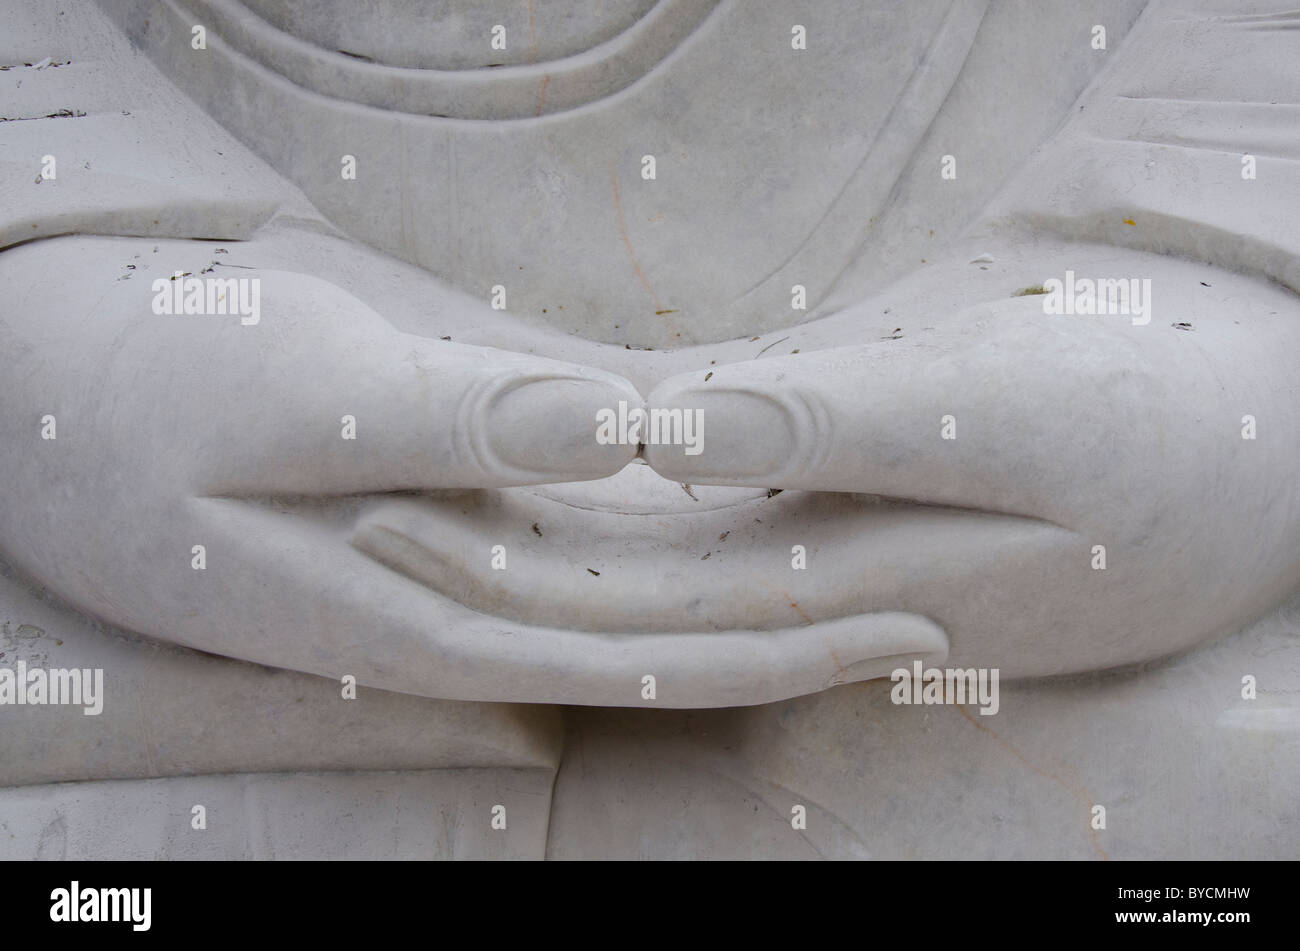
[
  {"x1": 532, "y1": 522, "x2": 542, "y2": 536},
  {"x1": 587, "y1": 568, "x2": 600, "y2": 576}
]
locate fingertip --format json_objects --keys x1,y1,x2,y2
[
  {"x1": 642, "y1": 369, "x2": 804, "y2": 485},
  {"x1": 480, "y1": 367, "x2": 643, "y2": 484}
]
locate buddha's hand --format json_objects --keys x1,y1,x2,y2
[
  {"x1": 0, "y1": 235, "x2": 638, "y2": 656},
  {"x1": 643, "y1": 280, "x2": 1300, "y2": 676}
]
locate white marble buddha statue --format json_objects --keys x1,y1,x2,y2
[{"x1": 2, "y1": 0, "x2": 1298, "y2": 711}]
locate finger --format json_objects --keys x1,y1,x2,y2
[
  {"x1": 173, "y1": 496, "x2": 950, "y2": 708},
  {"x1": 77, "y1": 260, "x2": 642, "y2": 493},
  {"x1": 642, "y1": 313, "x2": 1218, "y2": 528}
]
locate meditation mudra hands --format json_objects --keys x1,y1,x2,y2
[{"x1": 3, "y1": 233, "x2": 1299, "y2": 707}]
